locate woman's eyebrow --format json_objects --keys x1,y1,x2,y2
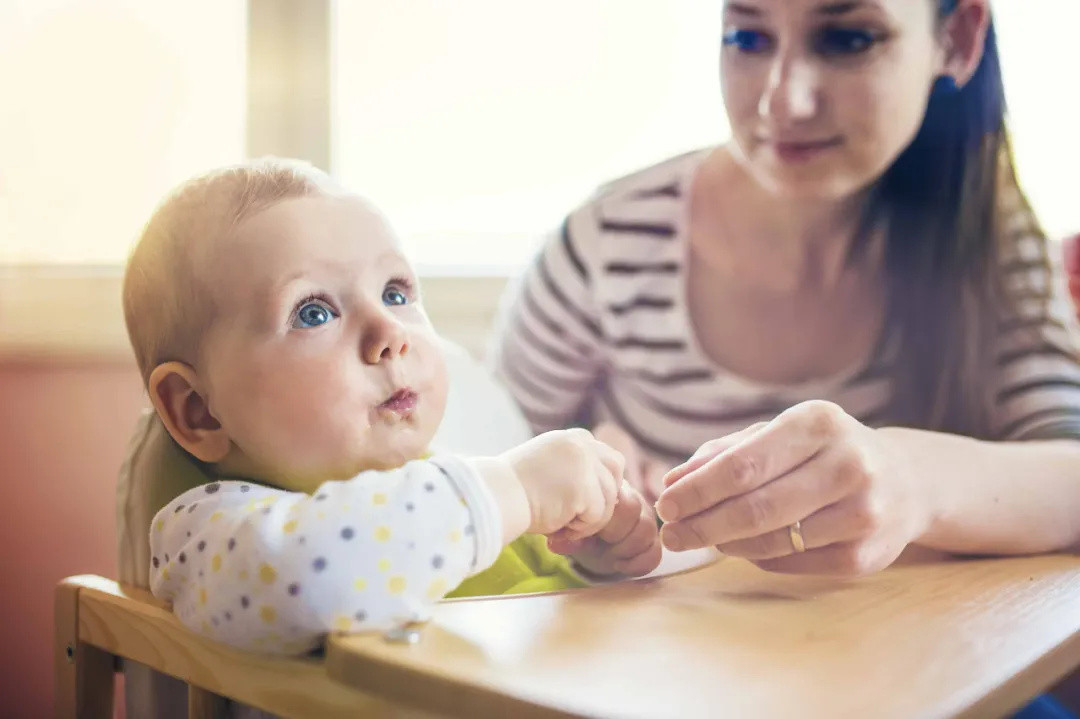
[
  {"x1": 815, "y1": 1, "x2": 874, "y2": 16},
  {"x1": 726, "y1": 3, "x2": 764, "y2": 18}
]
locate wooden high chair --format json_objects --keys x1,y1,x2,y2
[{"x1": 54, "y1": 575, "x2": 431, "y2": 719}]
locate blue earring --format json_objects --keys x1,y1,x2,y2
[{"x1": 935, "y1": 75, "x2": 959, "y2": 94}]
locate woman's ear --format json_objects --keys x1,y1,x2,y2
[
  {"x1": 147, "y1": 361, "x2": 231, "y2": 463},
  {"x1": 940, "y1": 0, "x2": 991, "y2": 88}
]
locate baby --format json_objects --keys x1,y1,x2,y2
[{"x1": 122, "y1": 158, "x2": 662, "y2": 655}]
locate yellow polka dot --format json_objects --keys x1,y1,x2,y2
[
  {"x1": 374, "y1": 526, "x2": 392, "y2": 542},
  {"x1": 283, "y1": 520, "x2": 298, "y2": 534},
  {"x1": 427, "y1": 579, "x2": 448, "y2": 600},
  {"x1": 372, "y1": 493, "x2": 387, "y2": 505},
  {"x1": 209, "y1": 511, "x2": 223, "y2": 522},
  {"x1": 388, "y1": 576, "x2": 407, "y2": 595},
  {"x1": 317, "y1": 511, "x2": 326, "y2": 520},
  {"x1": 334, "y1": 615, "x2": 353, "y2": 632},
  {"x1": 161, "y1": 567, "x2": 170, "y2": 581},
  {"x1": 211, "y1": 554, "x2": 222, "y2": 572},
  {"x1": 259, "y1": 564, "x2": 277, "y2": 584},
  {"x1": 341, "y1": 504, "x2": 351, "y2": 512},
  {"x1": 155, "y1": 520, "x2": 164, "y2": 532},
  {"x1": 353, "y1": 578, "x2": 367, "y2": 592},
  {"x1": 199, "y1": 588, "x2": 208, "y2": 605},
  {"x1": 449, "y1": 529, "x2": 462, "y2": 543},
  {"x1": 238, "y1": 570, "x2": 249, "y2": 581},
  {"x1": 377, "y1": 558, "x2": 391, "y2": 572},
  {"x1": 260, "y1": 606, "x2": 277, "y2": 624},
  {"x1": 244, "y1": 501, "x2": 258, "y2": 512}
]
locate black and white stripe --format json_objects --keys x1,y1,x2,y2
[{"x1": 493, "y1": 149, "x2": 1080, "y2": 459}]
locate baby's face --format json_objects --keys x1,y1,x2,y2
[{"x1": 197, "y1": 195, "x2": 448, "y2": 488}]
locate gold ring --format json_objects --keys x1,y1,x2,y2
[{"x1": 789, "y1": 520, "x2": 806, "y2": 553}]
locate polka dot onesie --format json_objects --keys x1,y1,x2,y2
[{"x1": 149, "y1": 456, "x2": 501, "y2": 655}]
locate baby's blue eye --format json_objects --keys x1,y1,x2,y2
[
  {"x1": 814, "y1": 28, "x2": 877, "y2": 56},
  {"x1": 722, "y1": 29, "x2": 773, "y2": 54},
  {"x1": 382, "y1": 286, "x2": 409, "y2": 307},
  {"x1": 293, "y1": 301, "x2": 336, "y2": 329}
]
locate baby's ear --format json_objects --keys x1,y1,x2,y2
[{"x1": 147, "y1": 362, "x2": 231, "y2": 463}]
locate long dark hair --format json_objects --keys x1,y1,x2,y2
[{"x1": 862, "y1": 3, "x2": 1052, "y2": 437}]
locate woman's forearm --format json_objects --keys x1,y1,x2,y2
[{"x1": 879, "y1": 427, "x2": 1080, "y2": 555}]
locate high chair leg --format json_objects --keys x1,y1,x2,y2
[
  {"x1": 55, "y1": 579, "x2": 116, "y2": 719},
  {"x1": 188, "y1": 685, "x2": 229, "y2": 719}
]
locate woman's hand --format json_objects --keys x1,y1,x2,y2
[
  {"x1": 592, "y1": 422, "x2": 669, "y2": 503},
  {"x1": 654, "y1": 401, "x2": 932, "y2": 576}
]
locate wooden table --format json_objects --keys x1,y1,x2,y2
[{"x1": 326, "y1": 551, "x2": 1080, "y2": 719}]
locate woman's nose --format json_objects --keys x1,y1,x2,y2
[
  {"x1": 758, "y1": 54, "x2": 820, "y2": 125},
  {"x1": 361, "y1": 312, "x2": 410, "y2": 365}
]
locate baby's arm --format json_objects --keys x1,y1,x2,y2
[{"x1": 149, "y1": 456, "x2": 504, "y2": 654}]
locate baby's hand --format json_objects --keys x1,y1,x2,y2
[
  {"x1": 499, "y1": 428, "x2": 623, "y2": 540},
  {"x1": 548, "y1": 482, "x2": 663, "y2": 578}
]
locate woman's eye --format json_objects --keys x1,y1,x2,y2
[
  {"x1": 292, "y1": 301, "x2": 337, "y2": 329},
  {"x1": 814, "y1": 28, "x2": 878, "y2": 56},
  {"x1": 722, "y1": 29, "x2": 774, "y2": 54},
  {"x1": 382, "y1": 285, "x2": 410, "y2": 307}
]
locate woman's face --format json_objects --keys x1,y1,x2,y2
[{"x1": 720, "y1": 0, "x2": 949, "y2": 200}]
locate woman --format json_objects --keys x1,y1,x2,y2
[{"x1": 492, "y1": 0, "x2": 1080, "y2": 577}]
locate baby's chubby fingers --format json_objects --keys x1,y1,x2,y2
[{"x1": 595, "y1": 482, "x2": 645, "y2": 545}]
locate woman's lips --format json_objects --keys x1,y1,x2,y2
[
  {"x1": 767, "y1": 137, "x2": 844, "y2": 163},
  {"x1": 378, "y1": 388, "x2": 418, "y2": 416}
]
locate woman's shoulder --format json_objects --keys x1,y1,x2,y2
[
  {"x1": 560, "y1": 147, "x2": 710, "y2": 255},
  {"x1": 576, "y1": 147, "x2": 710, "y2": 214}
]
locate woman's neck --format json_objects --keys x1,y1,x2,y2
[{"x1": 691, "y1": 146, "x2": 880, "y2": 295}]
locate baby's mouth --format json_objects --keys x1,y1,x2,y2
[{"x1": 377, "y1": 388, "x2": 418, "y2": 416}]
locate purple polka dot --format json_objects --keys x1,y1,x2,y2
[
  {"x1": 431, "y1": 555, "x2": 444, "y2": 570},
  {"x1": 224, "y1": 611, "x2": 232, "y2": 621},
  {"x1": 152, "y1": 556, "x2": 159, "y2": 568},
  {"x1": 187, "y1": 503, "x2": 198, "y2": 514},
  {"x1": 354, "y1": 610, "x2": 367, "y2": 622},
  {"x1": 315, "y1": 493, "x2": 327, "y2": 501},
  {"x1": 197, "y1": 540, "x2": 206, "y2": 552},
  {"x1": 261, "y1": 507, "x2": 272, "y2": 515},
  {"x1": 240, "y1": 596, "x2": 250, "y2": 609},
  {"x1": 297, "y1": 536, "x2": 307, "y2": 545},
  {"x1": 178, "y1": 552, "x2": 186, "y2": 564},
  {"x1": 340, "y1": 527, "x2": 354, "y2": 540},
  {"x1": 423, "y1": 483, "x2": 435, "y2": 492},
  {"x1": 164, "y1": 554, "x2": 169, "y2": 563},
  {"x1": 312, "y1": 557, "x2": 327, "y2": 572},
  {"x1": 288, "y1": 583, "x2": 301, "y2": 596},
  {"x1": 174, "y1": 504, "x2": 185, "y2": 513},
  {"x1": 464, "y1": 525, "x2": 474, "y2": 536},
  {"x1": 240, "y1": 485, "x2": 250, "y2": 493},
  {"x1": 228, "y1": 538, "x2": 236, "y2": 551},
  {"x1": 211, "y1": 617, "x2": 219, "y2": 627},
  {"x1": 405, "y1": 503, "x2": 415, "y2": 512},
  {"x1": 205, "y1": 483, "x2": 220, "y2": 494}
]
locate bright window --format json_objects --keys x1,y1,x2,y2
[
  {"x1": 2, "y1": 1, "x2": 1077, "y2": 267},
  {"x1": 332, "y1": 0, "x2": 727, "y2": 273},
  {"x1": 0, "y1": 0, "x2": 245, "y2": 264}
]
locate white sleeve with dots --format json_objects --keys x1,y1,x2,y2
[{"x1": 147, "y1": 456, "x2": 502, "y2": 655}]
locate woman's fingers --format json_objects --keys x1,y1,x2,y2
[
  {"x1": 657, "y1": 402, "x2": 848, "y2": 524},
  {"x1": 659, "y1": 445, "x2": 855, "y2": 551},
  {"x1": 662, "y1": 423, "x2": 766, "y2": 488},
  {"x1": 714, "y1": 493, "x2": 883, "y2": 560}
]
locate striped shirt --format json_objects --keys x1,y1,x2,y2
[{"x1": 491, "y1": 149, "x2": 1080, "y2": 464}]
